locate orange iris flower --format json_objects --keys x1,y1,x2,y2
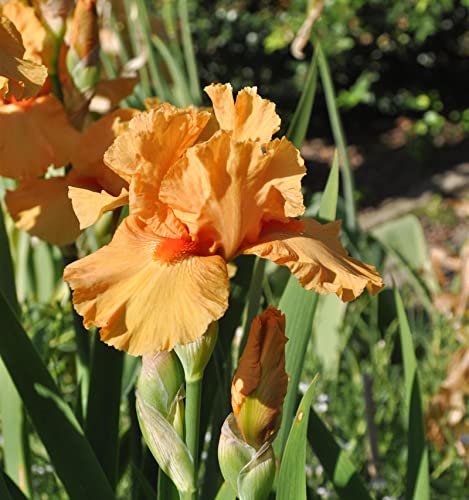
[{"x1": 64, "y1": 84, "x2": 383, "y2": 355}]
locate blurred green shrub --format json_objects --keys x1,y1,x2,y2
[{"x1": 184, "y1": 0, "x2": 468, "y2": 139}]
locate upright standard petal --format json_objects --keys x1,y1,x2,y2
[
  {"x1": 159, "y1": 132, "x2": 305, "y2": 259},
  {"x1": 104, "y1": 104, "x2": 211, "y2": 236},
  {"x1": 205, "y1": 83, "x2": 281, "y2": 142},
  {"x1": 5, "y1": 176, "x2": 81, "y2": 245},
  {"x1": 0, "y1": 95, "x2": 79, "y2": 179},
  {"x1": 64, "y1": 216, "x2": 230, "y2": 355},
  {"x1": 104, "y1": 104, "x2": 211, "y2": 184},
  {"x1": 242, "y1": 219, "x2": 384, "y2": 302}
]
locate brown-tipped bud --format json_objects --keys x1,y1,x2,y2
[
  {"x1": 69, "y1": 0, "x2": 98, "y2": 64},
  {"x1": 66, "y1": 0, "x2": 99, "y2": 93},
  {"x1": 33, "y1": 0, "x2": 73, "y2": 38},
  {"x1": 231, "y1": 307, "x2": 288, "y2": 449}
]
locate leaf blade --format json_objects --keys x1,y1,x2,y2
[
  {"x1": 395, "y1": 289, "x2": 430, "y2": 500},
  {"x1": 277, "y1": 380, "x2": 316, "y2": 500},
  {"x1": 0, "y1": 290, "x2": 114, "y2": 500}
]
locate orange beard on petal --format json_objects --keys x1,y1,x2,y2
[{"x1": 154, "y1": 237, "x2": 201, "y2": 263}]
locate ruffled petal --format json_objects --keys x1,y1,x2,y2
[
  {"x1": 255, "y1": 137, "x2": 305, "y2": 219},
  {"x1": 105, "y1": 105, "x2": 211, "y2": 237},
  {"x1": 205, "y1": 83, "x2": 281, "y2": 142},
  {"x1": 159, "y1": 132, "x2": 305, "y2": 259},
  {"x1": 104, "y1": 104, "x2": 211, "y2": 184},
  {"x1": 0, "y1": 95, "x2": 79, "y2": 179},
  {"x1": 69, "y1": 186, "x2": 129, "y2": 229},
  {"x1": 63, "y1": 215, "x2": 230, "y2": 355},
  {"x1": 204, "y1": 83, "x2": 235, "y2": 131},
  {"x1": 242, "y1": 219, "x2": 384, "y2": 302},
  {"x1": 5, "y1": 176, "x2": 81, "y2": 245},
  {"x1": 72, "y1": 108, "x2": 137, "y2": 194}
]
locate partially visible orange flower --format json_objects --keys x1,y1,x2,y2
[
  {"x1": 64, "y1": 85, "x2": 383, "y2": 355},
  {"x1": 5, "y1": 108, "x2": 137, "y2": 245},
  {"x1": 231, "y1": 307, "x2": 288, "y2": 448},
  {"x1": 0, "y1": 15, "x2": 47, "y2": 100}
]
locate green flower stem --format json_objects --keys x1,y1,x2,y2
[{"x1": 185, "y1": 377, "x2": 203, "y2": 499}]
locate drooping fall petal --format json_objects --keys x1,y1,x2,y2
[
  {"x1": 242, "y1": 219, "x2": 384, "y2": 302},
  {"x1": 159, "y1": 131, "x2": 305, "y2": 259},
  {"x1": 0, "y1": 95, "x2": 79, "y2": 178},
  {"x1": 63, "y1": 215, "x2": 230, "y2": 355},
  {"x1": 205, "y1": 83, "x2": 281, "y2": 142},
  {"x1": 68, "y1": 186, "x2": 128, "y2": 229},
  {"x1": 231, "y1": 307, "x2": 288, "y2": 449},
  {"x1": 5, "y1": 176, "x2": 81, "y2": 245},
  {"x1": 0, "y1": 16, "x2": 47, "y2": 99}
]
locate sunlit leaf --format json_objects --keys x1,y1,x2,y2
[
  {"x1": 277, "y1": 379, "x2": 316, "y2": 500},
  {"x1": 395, "y1": 289, "x2": 430, "y2": 500}
]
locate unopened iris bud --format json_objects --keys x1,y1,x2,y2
[
  {"x1": 218, "y1": 413, "x2": 275, "y2": 500},
  {"x1": 231, "y1": 307, "x2": 288, "y2": 449},
  {"x1": 66, "y1": 0, "x2": 99, "y2": 93},
  {"x1": 137, "y1": 352, "x2": 184, "y2": 430},
  {"x1": 174, "y1": 322, "x2": 218, "y2": 382},
  {"x1": 136, "y1": 352, "x2": 195, "y2": 493}
]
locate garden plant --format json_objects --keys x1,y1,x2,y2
[{"x1": 0, "y1": 1, "x2": 467, "y2": 499}]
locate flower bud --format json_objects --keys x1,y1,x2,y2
[
  {"x1": 66, "y1": 0, "x2": 99, "y2": 93},
  {"x1": 174, "y1": 322, "x2": 218, "y2": 382},
  {"x1": 136, "y1": 352, "x2": 194, "y2": 493},
  {"x1": 231, "y1": 307, "x2": 288, "y2": 449},
  {"x1": 218, "y1": 413, "x2": 275, "y2": 500},
  {"x1": 137, "y1": 352, "x2": 184, "y2": 429}
]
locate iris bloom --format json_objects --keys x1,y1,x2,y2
[
  {"x1": 4, "y1": 109, "x2": 136, "y2": 245},
  {"x1": 64, "y1": 84, "x2": 383, "y2": 355}
]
